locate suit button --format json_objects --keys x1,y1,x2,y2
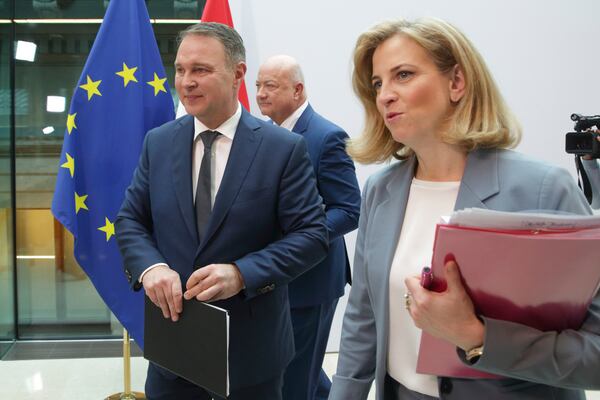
[
  {"x1": 440, "y1": 378, "x2": 453, "y2": 394},
  {"x1": 258, "y1": 283, "x2": 275, "y2": 294}
]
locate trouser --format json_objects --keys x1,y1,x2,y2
[
  {"x1": 146, "y1": 362, "x2": 284, "y2": 400},
  {"x1": 384, "y1": 373, "x2": 439, "y2": 400},
  {"x1": 282, "y1": 298, "x2": 338, "y2": 400}
]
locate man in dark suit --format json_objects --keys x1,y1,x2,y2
[
  {"x1": 256, "y1": 55, "x2": 361, "y2": 400},
  {"x1": 116, "y1": 24, "x2": 328, "y2": 400}
]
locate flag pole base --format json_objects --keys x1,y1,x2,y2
[{"x1": 105, "y1": 391, "x2": 146, "y2": 400}]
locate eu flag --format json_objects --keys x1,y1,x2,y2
[{"x1": 51, "y1": 0, "x2": 174, "y2": 348}]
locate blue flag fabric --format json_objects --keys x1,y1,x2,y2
[{"x1": 51, "y1": 0, "x2": 174, "y2": 349}]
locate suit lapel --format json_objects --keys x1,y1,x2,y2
[
  {"x1": 369, "y1": 157, "x2": 416, "y2": 287},
  {"x1": 170, "y1": 116, "x2": 198, "y2": 241},
  {"x1": 367, "y1": 150, "x2": 498, "y2": 312},
  {"x1": 198, "y1": 110, "x2": 262, "y2": 250},
  {"x1": 291, "y1": 103, "x2": 314, "y2": 135},
  {"x1": 370, "y1": 149, "x2": 499, "y2": 269},
  {"x1": 455, "y1": 148, "x2": 500, "y2": 210}
]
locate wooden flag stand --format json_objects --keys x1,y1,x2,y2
[{"x1": 106, "y1": 329, "x2": 146, "y2": 400}]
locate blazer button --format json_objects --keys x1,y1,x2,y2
[{"x1": 440, "y1": 378, "x2": 453, "y2": 394}]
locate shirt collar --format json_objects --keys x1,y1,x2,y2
[
  {"x1": 279, "y1": 100, "x2": 309, "y2": 131},
  {"x1": 193, "y1": 103, "x2": 242, "y2": 141}
]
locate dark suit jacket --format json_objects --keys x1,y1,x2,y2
[
  {"x1": 288, "y1": 104, "x2": 361, "y2": 307},
  {"x1": 116, "y1": 109, "x2": 328, "y2": 390}
]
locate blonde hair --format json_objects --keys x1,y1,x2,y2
[{"x1": 349, "y1": 18, "x2": 521, "y2": 164}]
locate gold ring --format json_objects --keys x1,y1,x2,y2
[{"x1": 404, "y1": 292, "x2": 411, "y2": 309}]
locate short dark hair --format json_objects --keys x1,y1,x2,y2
[{"x1": 177, "y1": 22, "x2": 246, "y2": 69}]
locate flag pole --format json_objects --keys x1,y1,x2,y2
[{"x1": 106, "y1": 328, "x2": 146, "y2": 400}]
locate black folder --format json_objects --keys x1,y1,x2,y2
[{"x1": 144, "y1": 296, "x2": 229, "y2": 397}]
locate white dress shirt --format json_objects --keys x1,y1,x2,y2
[
  {"x1": 279, "y1": 100, "x2": 309, "y2": 131},
  {"x1": 192, "y1": 104, "x2": 241, "y2": 204},
  {"x1": 139, "y1": 104, "x2": 242, "y2": 282}
]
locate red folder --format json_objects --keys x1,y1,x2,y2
[{"x1": 416, "y1": 224, "x2": 600, "y2": 379}]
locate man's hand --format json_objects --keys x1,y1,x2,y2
[
  {"x1": 143, "y1": 265, "x2": 183, "y2": 322},
  {"x1": 184, "y1": 263, "x2": 245, "y2": 302},
  {"x1": 404, "y1": 261, "x2": 484, "y2": 351}
]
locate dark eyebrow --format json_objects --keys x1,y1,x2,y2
[{"x1": 174, "y1": 62, "x2": 213, "y2": 69}]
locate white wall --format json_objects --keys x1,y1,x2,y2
[{"x1": 228, "y1": 0, "x2": 600, "y2": 352}]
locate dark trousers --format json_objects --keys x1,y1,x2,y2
[
  {"x1": 282, "y1": 298, "x2": 338, "y2": 400},
  {"x1": 384, "y1": 374, "x2": 439, "y2": 400},
  {"x1": 146, "y1": 362, "x2": 284, "y2": 400}
]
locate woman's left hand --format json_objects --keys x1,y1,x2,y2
[{"x1": 404, "y1": 261, "x2": 485, "y2": 351}]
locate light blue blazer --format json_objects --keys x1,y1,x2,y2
[{"x1": 330, "y1": 148, "x2": 600, "y2": 400}]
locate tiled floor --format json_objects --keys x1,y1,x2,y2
[
  {"x1": 4, "y1": 353, "x2": 345, "y2": 400},
  {"x1": 0, "y1": 352, "x2": 599, "y2": 399}
]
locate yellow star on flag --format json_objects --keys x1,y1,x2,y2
[
  {"x1": 116, "y1": 63, "x2": 138, "y2": 87},
  {"x1": 79, "y1": 75, "x2": 102, "y2": 100},
  {"x1": 98, "y1": 217, "x2": 115, "y2": 241},
  {"x1": 147, "y1": 72, "x2": 167, "y2": 96},
  {"x1": 67, "y1": 113, "x2": 77, "y2": 135},
  {"x1": 61, "y1": 153, "x2": 75, "y2": 178},
  {"x1": 75, "y1": 192, "x2": 89, "y2": 214}
]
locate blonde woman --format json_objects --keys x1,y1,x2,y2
[{"x1": 330, "y1": 18, "x2": 600, "y2": 400}]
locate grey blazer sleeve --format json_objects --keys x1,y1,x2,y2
[
  {"x1": 582, "y1": 158, "x2": 600, "y2": 209},
  {"x1": 465, "y1": 166, "x2": 600, "y2": 390},
  {"x1": 470, "y1": 293, "x2": 600, "y2": 390},
  {"x1": 329, "y1": 177, "x2": 377, "y2": 400}
]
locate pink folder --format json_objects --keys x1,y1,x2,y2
[{"x1": 416, "y1": 224, "x2": 600, "y2": 379}]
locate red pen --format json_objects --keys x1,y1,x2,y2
[{"x1": 420, "y1": 266, "x2": 433, "y2": 289}]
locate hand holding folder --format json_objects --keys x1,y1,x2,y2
[
  {"x1": 416, "y1": 210, "x2": 600, "y2": 379},
  {"x1": 144, "y1": 297, "x2": 230, "y2": 397}
]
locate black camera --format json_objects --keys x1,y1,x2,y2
[{"x1": 565, "y1": 114, "x2": 600, "y2": 158}]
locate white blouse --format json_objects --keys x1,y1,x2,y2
[{"x1": 387, "y1": 178, "x2": 460, "y2": 397}]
